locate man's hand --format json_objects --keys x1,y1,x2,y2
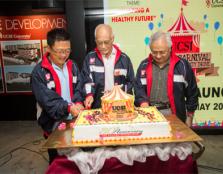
[
  {"x1": 84, "y1": 95, "x2": 94, "y2": 109},
  {"x1": 103, "y1": 90, "x2": 111, "y2": 95},
  {"x1": 70, "y1": 103, "x2": 84, "y2": 118},
  {"x1": 140, "y1": 102, "x2": 149, "y2": 107}
]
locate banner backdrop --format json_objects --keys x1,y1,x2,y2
[
  {"x1": 104, "y1": 0, "x2": 223, "y2": 128},
  {"x1": 0, "y1": 15, "x2": 66, "y2": 93}
]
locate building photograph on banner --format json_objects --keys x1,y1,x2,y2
[
  {"x1": 2, "y1": 40, "x2": 41, "y2": 66},
  {"x1": 103, "y1": 0, "x2": 223, "y2": 128},
  {"x1": 4, "y1": 65, "x2": 33, "y2": 92},
  {"x1": 1, "y1": 40, "x2": 41, "y2": 92},
  {"x1": 0, "y1": 15, "x2": 66, "y2": 93}
]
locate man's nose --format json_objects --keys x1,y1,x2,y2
[
  {"x1": 101, "y1": 43, "x2": 106, "y2": 48},
  {"x1": 156, "y1": 53, "x2": 162, "y2": 58},
  {"x1": 60, "y1": 52, "x2": 67, "y2": 57}
]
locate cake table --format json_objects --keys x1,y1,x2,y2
[
  {"x1": 44, "y1": 114, "x2": 203, "y2": 148},
  {"x1": 43, "y1": 115, "x2": 204, "y2": 174}
]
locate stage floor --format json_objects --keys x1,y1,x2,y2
[{"x1": 0, "y1": 121, "x2": 222, "y2": 174}]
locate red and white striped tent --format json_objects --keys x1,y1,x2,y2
[{"x1": 168, "y1": 8, "x2": 200, "y2": 53}]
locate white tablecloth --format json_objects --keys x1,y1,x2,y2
[{"x1": 58, "y1": 142, "x2": 192, "y2": 174}]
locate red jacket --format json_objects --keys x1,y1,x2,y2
[
  {"x1": 31, "y1": 53, "x2": 83, "y2": 133},
  {"x1": 134, "y1": 53, "x2": 199, "y2": 122}
]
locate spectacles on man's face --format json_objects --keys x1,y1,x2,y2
[
  {"x1": 95, "y1": 40, "x2": 112, "y2": 46},
  {"x1": 51, "y1": 48, "x2": 72, "y2": 55},
  {"x1": 151, "y1": 49, "x2": 169, "y2": 56}
]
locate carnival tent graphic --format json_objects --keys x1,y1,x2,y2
[{"x1": 168, "y1": 8, "x2": 200, "y2": 53}]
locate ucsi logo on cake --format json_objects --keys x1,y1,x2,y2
[{"x1": 112, "y1": 105, "x2": 126, "y2": 111}]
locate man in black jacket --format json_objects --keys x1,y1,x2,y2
[
  {"x1": 135, "y1": 31, "x2": 198, "y2": 127},
  {"x1": 31, "y1": 28, "x2": 83, "y2": 163},
  {"x1": 82, "y1": 24, "x2": 135, "y2": 109}
]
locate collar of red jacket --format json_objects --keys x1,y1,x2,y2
[
  {"x1": 41, "y1": 52, "x2": 72, "y2": 70},
  {"x1": 147, "y1": 51, "x2": 180, "y2": 65},
  {"x1": 95, "y1": 44, "x2": 122, "y2": 64}
]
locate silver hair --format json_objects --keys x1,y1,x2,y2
[
  {"x1": 94, "y1": 24, "x2": 114, "y2": 38},
  {"x1": 149, "y1": 31, "x2": 172, "y2": 48}
]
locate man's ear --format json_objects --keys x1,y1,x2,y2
[
  {"x1": 111, "y1": 35, "x2": 114, "y2": 43},
  {"x1": 169, "y1": 47, "x2": 172, "y2": 55},
  {"x1": 46, "y1": 46, "x2": 51, "y2": 53}
]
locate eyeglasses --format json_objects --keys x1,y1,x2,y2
[
  {"x1": 51, "y1": 48, "x2": 71, "y2": 55},
  {"x1": 95, "y1": 40, "x2": 112, "y2": 46},
  {"x1": 151, "y1": 50, "x2": 169, "y2": 56}
]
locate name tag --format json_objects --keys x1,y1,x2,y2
[
  {"x1": 140, "y1": 78, "x2": 147, "y2": 85},
  {"x1": 47, "y1": 81, "x2": 55, "y2": 89},
  {"x1": 73, "y1": 76, "x2": 77, "y2": 83},
  {"x1": 85, "y1": 83, "x2": 94, "y2": 94},
  {"x1": 90, "y1": 65, "x2": 104, "y2": 73}
]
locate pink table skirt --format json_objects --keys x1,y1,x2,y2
[{"x1": 46, "y1": 155, "x2": 198, "y2": 174}]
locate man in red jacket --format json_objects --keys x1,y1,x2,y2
[
  {"x1": 135, "y1": 31, "x2": 198, "y2": 127},
  {"x1": 82, "y1": 24, "x2": 135, "y2": 109},
  {"x1": 31, "y1": 28, "x2": 84, "y2": 163}
]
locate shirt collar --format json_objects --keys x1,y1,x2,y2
[
  {"x1": 52, "y1": 61, "x2": 67, "y2": 70},
  {"x1": 152, "y1": 58, "x2": 170, "y2": 69},
  {"x1": 102, "y1": 46, "x2": 116, "y2": 60}
]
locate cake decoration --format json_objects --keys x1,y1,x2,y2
[
  {"x1": 101, "y1": 85, "x2": 135, "y2": 121},
  {"x1": 72, "y1": 86, "x2": 172, "y2": 145}
]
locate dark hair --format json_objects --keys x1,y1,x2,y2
[{"x1": 47, "y1": 28, "x2": 70, "y2": 47}]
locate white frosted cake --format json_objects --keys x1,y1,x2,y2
[{"x1": 72, "y1": 107, "x2": 172, "y2": 144}]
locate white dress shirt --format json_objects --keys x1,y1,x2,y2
[{"x1": 102, "y1": 47, "x2": 116, "y2": 92}]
